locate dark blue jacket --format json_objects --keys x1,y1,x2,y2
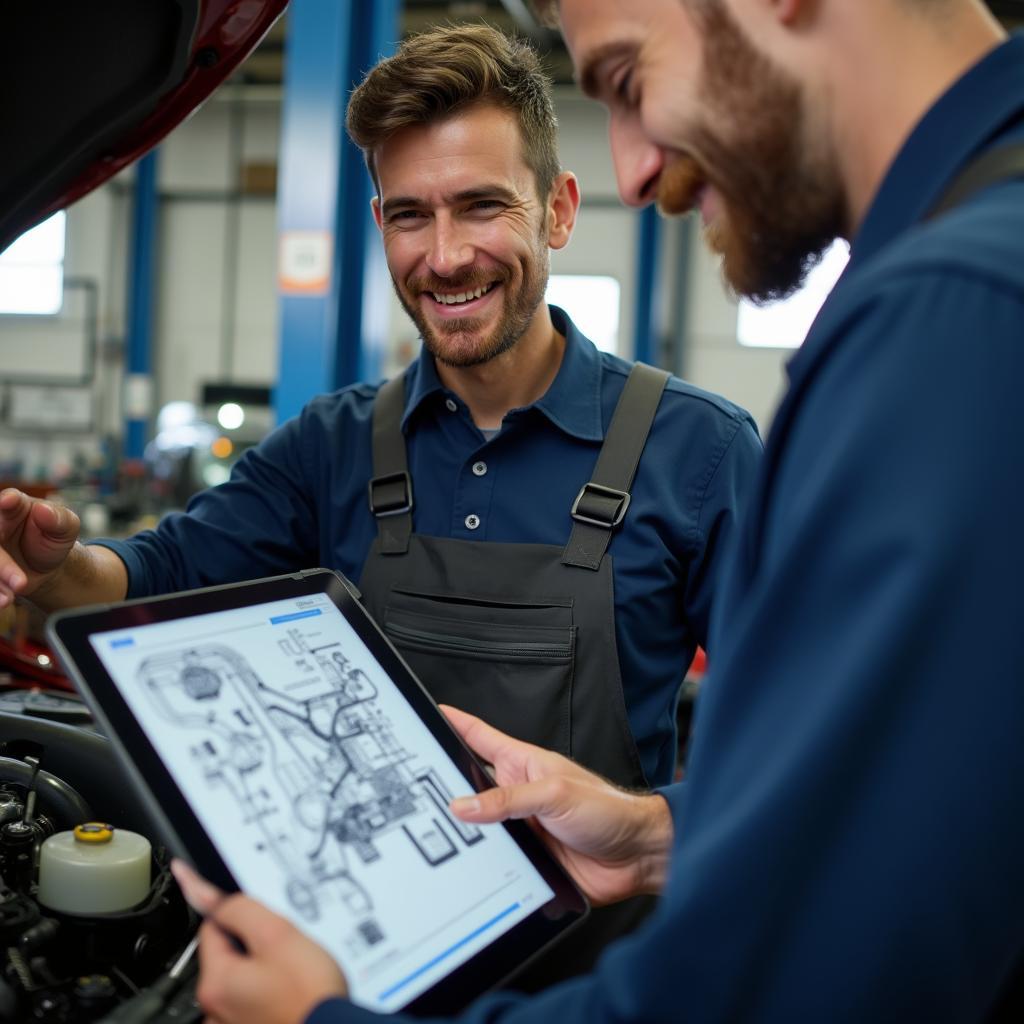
[{"x1": 308, "y1": 33, "x2": 1024, "y2": 1024}]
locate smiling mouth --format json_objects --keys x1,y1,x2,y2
[{"x1": 428, "y1": 282, "x2": 498, "y2": 306}]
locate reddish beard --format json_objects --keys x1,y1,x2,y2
[
  {"x1": 657, "y1": 154, "x2": 730, "y2": 262},
  {"x1": 664, "y1": 1, "x2": 846, "y2": 303}
]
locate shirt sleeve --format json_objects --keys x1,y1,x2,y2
[
  {"x1": 308, "y1": 268, "x2": 1024, "y2": 1023},
  {"x1": 682, "y1": 411, "x2": 762, "y2": 651},
  {"x1": 93, "y1": 412, "x2": 320, "y2": 597}
]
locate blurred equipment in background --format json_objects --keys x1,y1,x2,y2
[
  {"x1": 0, "y1": 605, "x2": 72, "y2": 695},
  {"x1": 145, "y1": 383, "x2": 272, "y2": 509}
]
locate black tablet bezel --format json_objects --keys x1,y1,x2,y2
[{"x1": 47, "y1": 568, "x2": 588, "y2": 1016}]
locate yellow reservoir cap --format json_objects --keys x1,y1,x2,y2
[{"x1": 74, "y1": 823, "x2": 114, "y2": 844}]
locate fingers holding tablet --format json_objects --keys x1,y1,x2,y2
[
  {"x1": 170, "y1": 858, "x2": 224, "y2": 914},
  {"x1": 444, "y1": 707, "x2": 676, "y2": 907},
  {"x1": 172, "y1": 860, "x2": 349, "y2": 1024}
]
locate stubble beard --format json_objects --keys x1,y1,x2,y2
[
  {"x1": 396, "y1": 242, "x2": 551, "y2": 369},
  {"x1": 659, "y1": 2, "x2": 846, "y2": 303}
]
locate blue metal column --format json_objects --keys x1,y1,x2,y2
[
  {"x1": 632, "y1": 206, "x2": 662, "y2": 365},
  {"x1": 124, "y1": 150, "x2": 160, "y2": 462},
  {"x1": 274, "y1": 0, "x2": 399, "y2": 424}
]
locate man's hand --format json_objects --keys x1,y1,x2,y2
[
  {"x1": 443, "y1": 706, "x2": 674, "y2": 906},
  {"x1": 171, "y1": 861, "x2": 347, "y2": 1024},
  {"x1": 0, "y1": 488, "x2": 127, "y2": 611},
  {"x1": 0, "y1": 489, "x2": 81, "y2": 607}
]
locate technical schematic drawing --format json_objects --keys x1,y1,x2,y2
[{"x1": 136, "y1": 622, "x2": 483, "y2": 958}]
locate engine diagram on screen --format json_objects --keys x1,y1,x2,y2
[{"x1": 135, "y1": 623, "x2": 483, "y2": 958}]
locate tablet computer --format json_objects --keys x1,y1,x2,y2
[{"x1": 46, "y1": 568, "x2": 588, "y2": 1015}]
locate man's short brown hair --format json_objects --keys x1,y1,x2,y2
[{"x1": 346, "y1": 24, "x2": 560, "y2": 199}]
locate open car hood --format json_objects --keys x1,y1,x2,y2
[{"x1": 0, "y1": 0, "x2": 287, "y2": 253}]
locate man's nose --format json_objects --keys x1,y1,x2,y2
[
  {"x1": 425, "y1": 216, "x2": 475, "y2": 277},
  {"x1": 610, "y1": 116, "x2": 664, "y2": 208}
]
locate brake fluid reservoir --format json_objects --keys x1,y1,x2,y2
[{"x1": 37, "y1": 823, "x2": 151, "y2": 914}]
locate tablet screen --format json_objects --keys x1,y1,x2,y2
[{"x1": 87, "y1": 589, "x2": 555, "y2": 1012}]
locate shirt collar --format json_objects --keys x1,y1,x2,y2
[
  {"x1": 850, "y1": 33, "x2": 1024, "y2": 270},
  {"x1": 399, "y1": 304, "x2": 606, "y2": 441}
]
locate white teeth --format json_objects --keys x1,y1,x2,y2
[{"x1": 431, "y1": 283, "x2": 494, "y2": 305}]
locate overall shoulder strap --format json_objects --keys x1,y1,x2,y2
[
  {"x1": 562, "y1": 362, "x2": 670, "y2": 571},
  {"x1": 927, "y1": 142, "x2": 1024, "y2": 220},
  {"x1": 368, "y1": 375, "x2": 413, "y2": 555}
]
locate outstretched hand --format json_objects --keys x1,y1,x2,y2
[
  {"x1": 0, "y1": 488, "x2": 81, "y2": 607},
  {"x1": 443, "y1": 706, "x2": 674, "y2": 906}
]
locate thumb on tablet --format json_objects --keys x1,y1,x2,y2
[{"x1": 451, "y1": 776, "x2": 568, "y2": 825}]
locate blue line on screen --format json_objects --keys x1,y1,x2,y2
[
  {"x1": 110, "y1": 638, "x2": 135, "y2": 649},
  {"x1": 378, "y1": 903, "x2": 521, "y2": 1002},
  {"x1": 269, "y1": 609, "x2": 323, "y2": 625}
]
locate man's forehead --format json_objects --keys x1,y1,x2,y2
[
  {"x1": 374, "y1": 107, "x2": 533, "y2": 200},
  {"x1": 558, "y1": 0, "x2": 662, "y2": 84}
]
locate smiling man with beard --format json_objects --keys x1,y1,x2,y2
[{"x1": 180, "y1": 0, "x2": 1024, "y2": 1022}]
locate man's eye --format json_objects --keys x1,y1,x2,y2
[
  {"x1": 469, "y1": 200, "x2": 503, "y2": 212},
  {"x1": 387, "y1": 210, "x2": 426, "y2": 226},
  {"x1": 614, "y1": 69, "x2": 636, "y2": 106}
]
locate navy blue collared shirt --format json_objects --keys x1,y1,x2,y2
[
  {"x1": 100, "y1": 307, "x2": 761, "y2": 787},
  {"x1": 307, "y1": 34, "x2": 1024, "y2": 1024}
]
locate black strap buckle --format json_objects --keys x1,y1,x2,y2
[
  {"x1": 570, "y1": 482, "x2": 631, "y2": 529},
  {"x1": 368, "y1": 471, "x2": 413, "y2": 517}
]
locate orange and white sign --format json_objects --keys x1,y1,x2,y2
[{"x1": 278, "y1": 230, "x2": 333, "y2": 295}]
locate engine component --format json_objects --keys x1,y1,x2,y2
[{"x1": 38, "y1": 825, "x2": 152, "y2": 915}]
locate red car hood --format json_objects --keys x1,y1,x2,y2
[{"x1": 0, "y1": 0, "x2": 287, "y2": 253}]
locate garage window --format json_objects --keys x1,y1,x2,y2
[
  {"x1": 737, "y1": 239, "x2": 849, "y2": 349},
  {"x1": 546, "y1": 274, "x2": 621, "y2": 354},
  {"x1": 0, "y1": 212, "x2": 67, "y2": 316}
]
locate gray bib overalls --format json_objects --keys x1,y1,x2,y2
[{"x1": 358, "y1": 362, "x2": 669, "y2": 990}]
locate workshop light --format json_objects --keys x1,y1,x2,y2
[
  {"x1": 216, "y1": 402, "x2": 245, "y2": 430},
  {"x1": 201, "y1": 463, "x2": 232, "y2": 487},
  {"x1": 211, "y1": 437, "x2": 234, "y2": 459}
]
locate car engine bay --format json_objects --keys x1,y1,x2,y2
[{"x1": 0, "y1": 677, "x2": 200, "y2": 1023}]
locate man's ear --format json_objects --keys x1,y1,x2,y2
[
  {"x1": 546, "y1": 171, "x2": 581, "y2": 251},
  {"x1": 370, "y1": 195, "x2": 383, "y2": 232}
]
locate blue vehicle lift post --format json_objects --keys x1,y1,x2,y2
[
  {"x1": 274, "y1": 0, "x2": 400, "y2": 425},
  {"x1": 124, "y1": 150, "x2": 160, "y2": 462},
  {"x1": 632, "y1": 205, "x2": 662, "y2": 366}
]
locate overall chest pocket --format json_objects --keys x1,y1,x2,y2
[{"x1": 382, "y1": 589, "x2": 576, "y2": 757}]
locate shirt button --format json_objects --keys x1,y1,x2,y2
[
  {"x1": 445, "y1": 398, "x2": 457, "y2": 412},
  {"x1": 464, "y1": 514, "x2": 481, "y2": 530},
  {"x1": 472, "y1": 461, "x2": 487, "y2": 477}
]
